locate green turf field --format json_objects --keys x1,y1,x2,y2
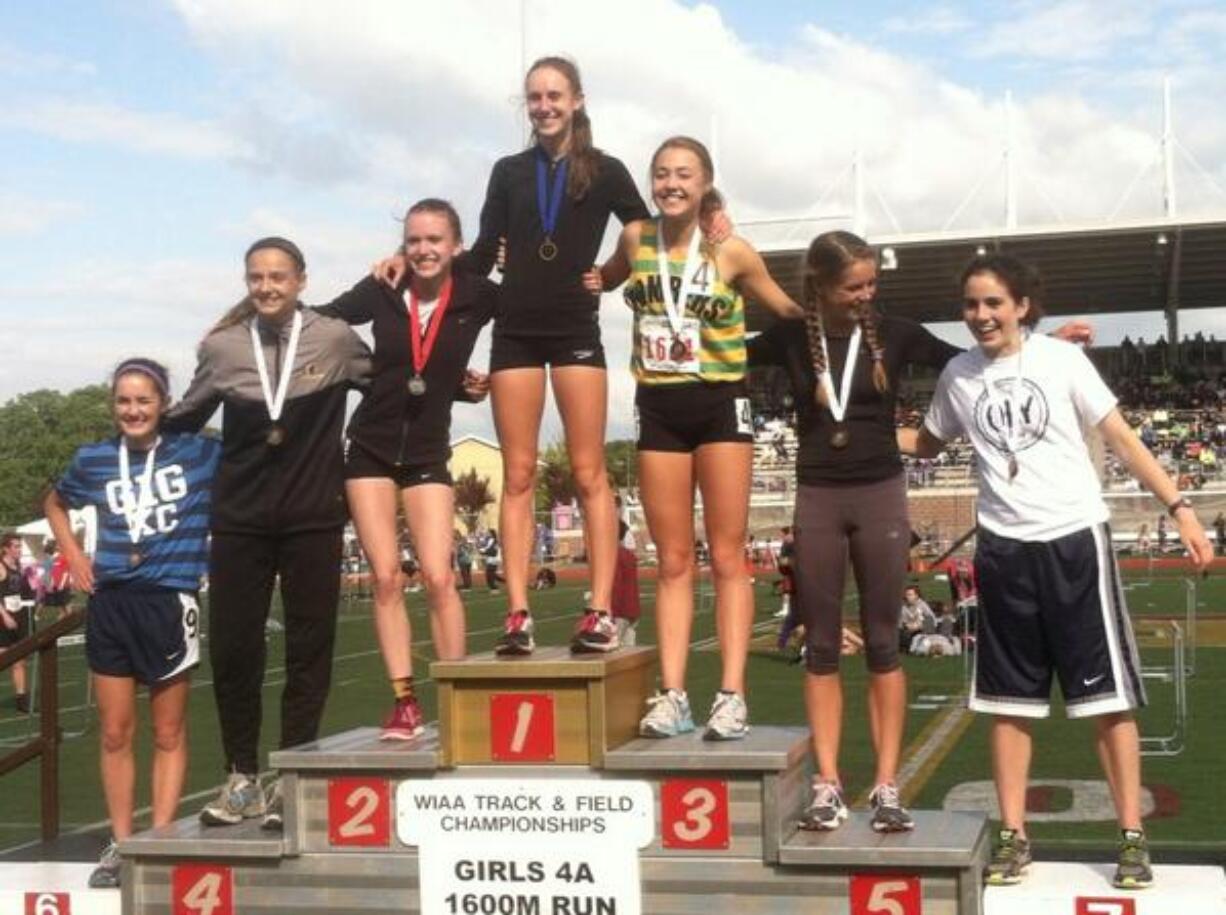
[{"x1": 0, "y1": 566, "x2": 1222, "y2": 860}]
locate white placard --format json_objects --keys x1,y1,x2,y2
[{"x1": 398, "y1": 778, "x2": 654, "y2": 915}]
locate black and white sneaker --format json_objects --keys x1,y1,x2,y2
[
  {"x1": 799, "y1": 780, "x2": 848, "y2": 831},
  {"x1": 88, "y1": 839, "x2": 122, "y2": 889},
  {"x1": 869, "y1": 782, "x2": 915, "y2": 832},
  {"x1": 494, "y1": 610, "x2": 535, "y2": 656}
]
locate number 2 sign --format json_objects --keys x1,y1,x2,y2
[
  {"x1": 849, "y1": 875, "x2": 921, "y2": 915},
  {"x1": 328, "y1": 777, "x2": 391, "y2": 847},
  {"x1": 490, "y1": 693, "x2": 555, "y2": 761}
]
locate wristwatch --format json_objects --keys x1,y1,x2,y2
[{"x1": 1167, "y1": 496, "x2": 1194, "y2": 517}]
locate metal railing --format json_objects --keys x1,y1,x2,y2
[{"x1": 0, "y1": 608, "x2": 84, "y2": 840}]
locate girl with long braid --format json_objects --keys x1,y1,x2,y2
[{"x1": 754, "y1": 231, "x2": 1090, "y2": 832}]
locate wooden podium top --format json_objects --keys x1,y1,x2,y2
[{"x1": 431, "y1": 645, "x2": 656, "y2": 680}]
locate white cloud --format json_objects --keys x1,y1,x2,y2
[
  {"x1": 0, "y1": 40, "x2": 96, "y2": 78},
  {"x1": 971, "y1": 0, "x2": 1151, "y2": 63},
  {"x1": 1, "y1": 97, "x2": 250, "y2": 160},
  {"x1": 0, "y1": 193, "x2": 84, "y2": 237},
  {"x1": 884, "y1": 7, "x2": 972, "y2": 35}
]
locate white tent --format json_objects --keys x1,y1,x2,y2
[{"x1": 15, "y1": 506, "x2": 97, "y2": 561}]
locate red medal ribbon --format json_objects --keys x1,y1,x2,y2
[{"x1": 408, "y1": 275, "x2": 454, "y2": 379}]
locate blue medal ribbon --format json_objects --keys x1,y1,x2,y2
[{"x1": 535, "y1": 149, "x2": 568, "y2": 260}]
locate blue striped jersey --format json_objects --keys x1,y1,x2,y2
[{"x1": 56, "y1": 433, "x2": 221, "y2": 591}]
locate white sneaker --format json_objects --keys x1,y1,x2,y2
[
  {"x1": 704, "y1": 690, "x2": 749, "y2": 741},
  {"x1": 200, "y1": 772, "x2": 265, "y2": 826},
  {"x1": 639, "y1": 689, "x2": 695, "y2": 738},
  {"x1": 614, "y1": 617, "x2": 638, "y2": 647}
]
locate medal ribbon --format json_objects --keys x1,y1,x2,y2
[
  {"x1": 118, "y1": 437, "x2": 160, "y2": 545},
  {"x1": 250, "y1": 309, "x2": 303, "y2": 423},
  {"x1": 535, "y1": 150, "x2": 568, "y2": 244},
  {"x1": 654, "y1": 219, "x2": 704, "y2": 338},
  {"x1": 980, "y1": 333, "x2": 1026, "y2": 466},
  {"x1": 408, "y1": 276, "x2": 454, "y2": 380},
  {"x1": 817, "y1": 325, "x2": 862, "y2": 424}
]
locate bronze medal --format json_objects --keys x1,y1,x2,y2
[
  {"x1": 407, "y1": 375, "x2": 427, "y2": 396},
  {"x1": 668, "y1": 335, "x2": 688, "y2": 362},
  {"x1": 830, "y1": 425, "x2": 850, "y2": 450},
  {"x1": 129, "y1": 550, "x2": 142, "y2": 567},
  {"x1": 267, "y1": 424, "x2": 286, "y2": 447},
  {"x1": 538, "y1": 238, "x2": 558, "y2": 261},
  {"x1": 1007, "y1": 454, "x2": 1019, "y2": 481}
]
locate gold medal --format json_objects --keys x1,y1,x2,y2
[{"x1": 538, "y1": 238, "x2": 558, "y2": 261}]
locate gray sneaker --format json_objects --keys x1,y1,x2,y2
[
  {"x1": 800, "y1": 780, "x2": 848, "y2": 831},
  {"x1": 639, "y1": 690, "x2": 695, "y2": 738},
  {"x1": 869, "y1": 782, "x2": 915, "y2": 832},
  {"x1": 985, "y1": 828, "x2": 1032, "y2": 885},
  {"x1": 200, "y1": 772, "x2": 265, "y2": 826},
  {"x1": 703, "y1": 690, "x2": 749, "y2": 741},
  {"x1": 261, "y1": 778, "x2": 284, "y2": 831},
  {"x1": 1113, "y1": 829, "x2": 1153, "y2": 889},
  {"x1": 87, "y1": 839, "x2": 121, "y2": 889}
]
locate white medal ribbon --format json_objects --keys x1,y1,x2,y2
[
  {"x1": 980, "y1": 333, "x2": 1026, "y2": 471},
  {"x1": 250, "y1": 309, "x2": 303, "y2": 423},
  {"x1": 118, "y1": 437, "x2": 160, "y2": 544},
  {"x1": 655, "y1": 219, "x2": 704, "y2": 337},
  {"x1": 817, "y1": 325, "x2": 862, "y2": 424}
]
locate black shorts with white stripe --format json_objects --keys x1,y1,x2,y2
[
  {"x1": 86, "y1": 586, "x2": 201, "y2": 685},
  {"x1": 969, "y1": 522, "x2": 1146, "y2": 719}
]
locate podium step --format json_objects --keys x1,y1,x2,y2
[
  {"x1": 269, "y1": 725, "x2": 441, "y2": 771},
  {"x1": 0, "y1": 862, "x2": 120, "y2": 915},
  {"x1": 120, "y1": 816, "x2": 284, "y2": 860},
  {"x1": 982, "y1": 861, "x2": 1226, "y2": 914}
]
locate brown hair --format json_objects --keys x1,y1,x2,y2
[
  {"x1": 209, "y1": 237, "x2": 307, "y2": 335},
  {"x1": 960, "y1": 253, "x2": 1045, "y2": 328},
  {"x1": 801, "y1": 231, "x2": 888, "y2": 405},
  {"x1": 112, "y1": 357, "x2": 170, "y2": 403},
  {"x1": 405, "y1": 197, "x2": 463, "y2": 243},
  {"x1": 650, "y1": 136, "x2": 725, "y2": 221},
  {"x1": 526, "y1": 56, "x2": 600, "y2": 200}
]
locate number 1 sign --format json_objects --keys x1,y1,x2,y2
[{"x1": 490, "y1": 693, "x2": 555, "y2": 762}]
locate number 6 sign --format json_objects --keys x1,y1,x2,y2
[
  {"x1": 172, "y1": 864, "x2": 233, "y2": 915},
  {"x1": 850, "y1": 875, "x2": 921, "y2": 915},
  {"x1": 24, "y1": 894, "x2": 70, "y2": 915},
  {"x1": 490, "y1": 693, "x2": 555, "y2": 761}
]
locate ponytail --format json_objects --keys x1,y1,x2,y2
[{"x1": 526, "y1": 56, "x2": 600, "y2": 200}]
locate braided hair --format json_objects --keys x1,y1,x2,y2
[{"x1": 801, "y1": 231, "x2": 888, "y2": 407}]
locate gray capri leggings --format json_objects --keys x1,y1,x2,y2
[{"x1": 792, "y1": 472, "x2": 911, "y2": 674}]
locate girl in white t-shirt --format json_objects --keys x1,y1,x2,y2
[{"x1": 901, "y1": 254, "x2": 1213, "y2": 891}]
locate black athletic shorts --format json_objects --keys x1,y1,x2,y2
[
  {"x1": 86, "y1": 586, "x2": 201, "y2": 684},
  {"x1": 490, "y1": 329, "x2": 606, "y2": 372},
  {"x1": 970, "y1": 523, "x2": 1147, "y2": 719},
  {"x1": 635, "y1": 381, "x2": 754, "y2": 452},
  {"x1": 0, "y1": 604, "x2": 31, "y2": 647},
  {"x1": 345, "y1": 443, "x2": 452, "y2": 489}
]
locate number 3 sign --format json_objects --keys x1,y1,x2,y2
[
  {"x1": 660, "y1": 779, "x2": 730, "y2": 849},
  {"x1": 490, "y1": 693, "x2": 555, "y2": 761},
  {"x1": 850, "y1": 875, "x2": 921, "y2": 915}
]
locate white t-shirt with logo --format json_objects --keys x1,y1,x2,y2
[{"x1": 924, "y1": 333, "x2": 1117, "y2": 542}]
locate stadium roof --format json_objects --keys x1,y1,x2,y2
[{"x1": 755, "y1": 215, "x2": 1226, "y2": 326}]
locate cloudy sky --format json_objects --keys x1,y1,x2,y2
[{"x1": 3, "y1": 0, "x2": 1225, "y2": 439}]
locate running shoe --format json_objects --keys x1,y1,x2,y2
[
  {"x1": 380, "y1": 694, "x2": 425, "y2": 741},
  {"x1": 614, "y1": 617, "x2": 638, "y2": 647},
  {"x1": 494, "y1": 610, "x2": 535, "y2": 656},
  {"x1": 88, "y1": 839, "x2": 121, "y2": 889},
  {"x1": 261, "y1": 778, "x2": 284, "y2": 831},
  {"x1": 571, "y1": 609, "x2": 619, "y2": 653},
  {"x1": 869, "y1": 782, "x2": 915, "y2": 832},
  {"x1": 14, "y1": 693, "x2": 29, "y2": 714},
  {"x1": 200, "y1": 771, "x2": 265, "y2": 826},
  {"x1": 799, "y1": 780, "x2": 848, "y2": 831},
  {"x1": 638, "y1": 690, "x2": 695, "y2": 738},
  {"x1": 984, "y1": 828, "x2": 1032, "y2": 885},
  {"x1": 1113, "y1": 829, "x2": 1154, "y2": 889},
  {"x1": 703, "y1": 690, "x2": 749, "y2": 741}
]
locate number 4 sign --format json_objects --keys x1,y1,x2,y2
[
  {"x1": 490, "y1": 693, "x2": 555, "y2": 761},
  {"x1": 849, "y1": 875, "x2": 921, "y2": 915},
  {"x1": 172, "y1": 864, "x2": 233, "y2": 915}
]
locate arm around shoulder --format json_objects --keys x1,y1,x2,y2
[{"x1": 724, "y1": 237, "x2": 803, "y2": 319}]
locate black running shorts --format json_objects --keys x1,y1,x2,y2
[
  {"x1": 635, "y1": 381, "x2": 753, "y2": 453},
  {"x1": 86, "y1": 587, "x2": 200, "y2": 684}
]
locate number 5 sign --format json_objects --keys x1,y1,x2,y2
[
  {"x1": 490, "y1": 693, "x2": 555, "y2": 761},
  {"x1": 850, "y1": 875, "x2": 921, "y2": 915},
  {"x1": 172, "y1": 864, "x2": 233, "y2": 915}
]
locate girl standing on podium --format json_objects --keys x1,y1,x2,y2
[
  {"x1": 45, "y1": 359, "x2": 221, "y2": 889},
  {"x1": 317, "y1": 199, "x2": 496, "y2": 741},
  {"x1": 904, "y1": 254, "x2": 1213, "y2": 889},
  {"x1": 588, "y1": 136, "x2": 803, "y2": 740}
]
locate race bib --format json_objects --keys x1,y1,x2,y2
[
  {"x1": 734, "y1": 397, "x2": 753, "y2": 435},
  {"x1": 639, "y1": 315, "x2": 701, "y2": 374}
]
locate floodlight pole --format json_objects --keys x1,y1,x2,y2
[
  {"x1": 1161, "y1": 77, "x2": 1180, "y2": 366},
  {"x1": 852, "y1": 147, "x2": 866, "y2": 237},
  {"x1": 1004, "y1": 91, "x2": 1018, "y2": 230},
  {"x1": 1162, "y1": 77, "x2": 1177, "y2": 219}
]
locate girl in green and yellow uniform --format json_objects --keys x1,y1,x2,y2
[{"x1": 588, "y1": 136, "x2": 802, "y2": 739}]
